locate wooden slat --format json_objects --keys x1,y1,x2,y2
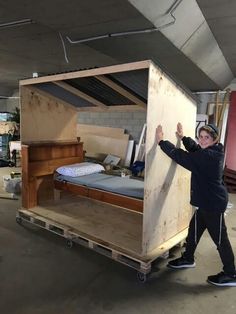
[
  {"x1": 28, "y1": 143, "x2": 83, "y2": 161},
  {"x1": 94, "y1": 75, "x2": 147, "y2": 108},
  {"x1": 77, "y1": 105, "x2": 145, "y2": 112},
  {"x1": 77, "y1": 124, "x2": 124, "y2": 137},
  {"x1": 20, "y1": 60, "x2": 150, "y2": 86},
  {"x1": 88, "y1": 189, "x2": 143, "y2": 212}
]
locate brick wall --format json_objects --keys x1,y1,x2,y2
[{"x1": 78, "y1": 111, "x2": 147, "y2": 143}]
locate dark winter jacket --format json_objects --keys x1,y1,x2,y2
[{"x1": 159, "y1": 136, "x2": 228, "y2": 212}]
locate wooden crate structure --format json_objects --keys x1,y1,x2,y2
[{"x1": 18, "y1": 60, "x2": 196, "y2": 274}]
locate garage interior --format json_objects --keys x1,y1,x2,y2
[{"x1": 1, "y1": 1, "x2": 236, "y2": 313}]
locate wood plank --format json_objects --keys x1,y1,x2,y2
[
  {"x1": 26, "y1": 195, "x2": 143, "y2": 256},
  {"x1": 77, "y1": 124, "x2": 125, "y2": 138},
  {"x1": 28, "y1": 142, "x2": 83, "y2": 161},
  {"x1": 20, "y1": 60, "x2": 150, "y2": 86},
  {"x1": 21, "y1": 145, "x2": 37, "y2": 208},
  {"x1": 81, "y1": 134, "x2": 129, "y2": 164},
  {"x1": 77, "y1": 105, "x2": 145, "y2": 112},
  {"x1": 53, "y1": 81, "x2": 108, "y2": 109},
  {"x1": 95, "y1": 75, "x2": 146, "y2": 108},
  {"x1": 88, "y1": 189, "x2": 143, "y2": 212}
]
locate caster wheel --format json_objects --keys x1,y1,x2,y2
[
  {"x1": 137, "y1": 271, "x2": 148, "y2": 283},
  {"x1": 16, "y1": 216, "x2": 22, "y2": 224},
  {"x1": 66, "y1": 239, "x2": 74, "y2": 248}
]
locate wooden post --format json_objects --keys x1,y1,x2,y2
[{"x1": 21, "y1": 145, "x2": 37, "y2": 208}]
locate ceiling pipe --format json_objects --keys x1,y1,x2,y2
[
  {"x1": 0, "y1": 19, "x2": 34, "y2": 29},
  {"x1": 0, "y1": 96, "x2": 20, "y2": 99},
  {"x1": 66, "y1": 0, "x2": 183, "y2": 45},
  {"x1": 193, "y1": 91, "x2": 228, "y2": 94}
]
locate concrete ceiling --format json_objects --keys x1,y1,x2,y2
[{"x1": 0, "y1": 0, "x2": 235, "y2": 96}]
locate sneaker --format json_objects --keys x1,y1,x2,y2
[
  {"x1": 167, "y1": 256, "x2": 196, "y2": 269},
  {"x1": 207, "y1": 272, "x2": 236, "y2": 287}
]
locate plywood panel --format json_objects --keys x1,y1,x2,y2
[
  {"x1": 81, "y1": 134, "x2": 129, "y2": 164},
  {"x1": 77, "y1": 124, "x2": 125, "y2": 138},
  {"x1": 20, "y1": 87, "x2": 78, "y2": 142},
  {"x1": 143, "y1": 62, "x2": 196, "y2": 255}
]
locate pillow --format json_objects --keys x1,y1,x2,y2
[{"x1": 56, "y1": 162, "x2": 105, "y2": 177}]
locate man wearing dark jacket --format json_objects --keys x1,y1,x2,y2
[{"x1": 156, "y1": 122, "x2": 236, "y2": 287}]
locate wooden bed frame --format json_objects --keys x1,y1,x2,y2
[
  {"x1": 22, "y1": 141, "x2": 143, "y2": 212},
  {"x1": 54, "y1": 179, "x2": 143, "y2": 212}
]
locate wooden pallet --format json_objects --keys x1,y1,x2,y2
[{"x1": 16, "y1": 208, "x2": 187, "y2": 281}]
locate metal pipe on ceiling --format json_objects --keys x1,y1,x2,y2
[
  {"x1": 66, "y1": 0, "x2": 183, "y2": 45},
  {"x1": 0, "y1": 19, "x2": 34, "y2": 29}
]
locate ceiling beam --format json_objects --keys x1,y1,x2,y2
[
  {"x1": 53, "y1": 81, "x2": 108, "y2": 109},
  {"x1": 94, "y1": 75, "x2": 147, "y2": 109}
]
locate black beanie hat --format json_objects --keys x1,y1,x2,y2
[{"x1": 206, "y1": 124, "x2": 219, "y2": 136}]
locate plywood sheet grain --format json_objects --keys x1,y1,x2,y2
[
  {"x1": 143, "y1": 62, "x2": 196, "y2": 254},
  {"x1": 21, "y1": 87, "x2": 78, "y2": 142},
  {"x1": 81, "y1": 134, "x2": 129, "y2": 163},
  {"x1": 77, "y1": 124, "x2": 125, "y2": 138}
]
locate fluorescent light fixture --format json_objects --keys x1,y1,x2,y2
[{"x1": 0, "y1": 19, "x2": 34, "y2": 29}]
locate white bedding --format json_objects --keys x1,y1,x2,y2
[{"x1": 56, "y1": 162, "x2": 105, "y2": 177}]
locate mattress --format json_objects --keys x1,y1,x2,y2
[{"x1": 55, "y1": 173, "x2": 144, "y2": 199}]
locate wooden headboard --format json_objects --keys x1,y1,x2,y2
[{"x1": 21, "y1": 141, "x2": 84, "y2": 209}]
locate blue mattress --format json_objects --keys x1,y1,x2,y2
[{"x1": 56, "y1": 173, "x2": 144, "y2": 199}]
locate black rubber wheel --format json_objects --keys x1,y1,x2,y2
[
  {"x1": 137, "y1": 271, "x2": 147, "y2": 283},
  {"x1": 16, "y1": 216, "x2": 22, "y2": 224},
  {"x1": 66, "y1": 239, "x2": 74, "y2": 248}
]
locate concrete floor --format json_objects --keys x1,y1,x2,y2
[{"x1": 0, "y1": 169, "x2": 236, "y2": 314}]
